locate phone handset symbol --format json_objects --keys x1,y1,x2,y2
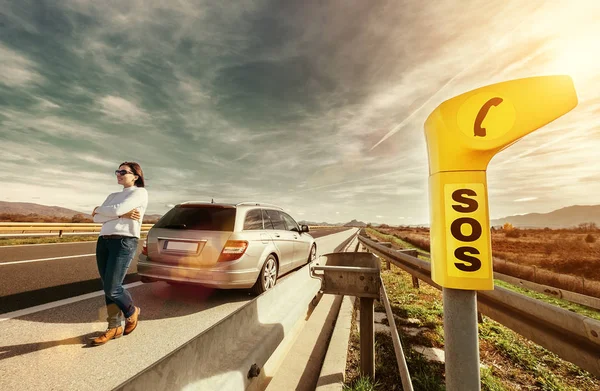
[{"x1": 474, "y1": 97, "x2": 503, "y2": 137}]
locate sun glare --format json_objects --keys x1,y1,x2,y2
[{"x1": 548, "y1": 33, "x2": 600, "y2": 83}]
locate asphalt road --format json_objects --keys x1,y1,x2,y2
[
  {"x1": 0, "y1": 228, "x2": 358, "y2": 391},
  {"x1": 0, "y1": 227, "x2": 350, "y2": 313}
]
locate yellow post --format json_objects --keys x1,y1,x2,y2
[
  {"x1": 425, "y1": 75, "x2": 577, "y2": 391},
  {"x1": 425, "y1": 75, "x2": 578, "y2": 290}
]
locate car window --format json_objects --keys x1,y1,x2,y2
[
  {"x1": 262, "y1": 209, "x2": 274, "y2": 229},
  {"x1": 243, "y1": 209, "x2": 263, "y2": 230},
  {"x1": 264, "y1": 209, "x2": 286, "y2": 230},
  {"x1": 154, "y1": 206, "x2": 236, "y2": 231},
  {"x1": 281, "y1": 212, "x2": 300, "y2": 232}
]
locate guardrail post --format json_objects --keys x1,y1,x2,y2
[
  {"x1": 381, "y1": 243, "x2": 392, "y2": 269},
  {"x1": 360, "y1": 297, "x2": 375, "y2": 378},
  {"x1": 412, "y1": 276, "x2": 420, "y2": 289},
  {"x1": 444, "y1": 289, "x2": 480, "y2": 391},
  {"x1": 58, "y1": 230, "x2": 63, "y2": 238}
]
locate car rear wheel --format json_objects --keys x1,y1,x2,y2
[
  {"x1": 307, "y1": 244, "x2": 317, "y2": 264},
  {"x1": 251, "y1": 255, "x2": 278, "y2": 295}
]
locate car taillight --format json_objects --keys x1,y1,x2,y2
[
  {"x1": 218, "y1": 240, "x2": 248, "y2": 262},
  {"x1": 142, "y1": 240, "x2": 148, "y2": 255}
]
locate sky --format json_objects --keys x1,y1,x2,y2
[{"x1": 1, "y1": 0, "x2": 599, "y2": 225}]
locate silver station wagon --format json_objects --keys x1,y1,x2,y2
[{"x1": 138, "y1": 202, "x2": 317, "y2": 294}]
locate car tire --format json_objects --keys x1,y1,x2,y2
[
  {"x1": 251, "y1": 255, "x2": 278, "y2": 296},
  {"x1": 307, "y1": 244, "x2": 317, "y2": 264}
]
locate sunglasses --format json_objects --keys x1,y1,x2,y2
[{"x1": 115, "y1": 170, "x2": 135, "y2": 176}]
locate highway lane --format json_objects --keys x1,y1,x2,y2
[
  {"x1": 0, "y1": 241, "x2": 142, "y2": 314},
  {"x1": 0, "y1": 227, "x2": 348, "y2": 313},
  {"x1": 0, "y1": 228, "x2": 358, "y2": 391}
]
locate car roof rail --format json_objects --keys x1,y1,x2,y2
[
  {"x1": 178, "y1": 201, "x2": 236, "y2": 206},
  {"x1": 236, "y1": 201, "x2": 283, "y2": 209}
]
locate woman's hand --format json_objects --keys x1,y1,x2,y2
[
  {"x1": 92, "y1": 206, "x2": 99, "y2": 217},
  {"x1": 120, "y1": 209, "x2": 141, "y2": 221}
]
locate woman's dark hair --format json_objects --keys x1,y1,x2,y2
[{"x1": 120, "y1": 161, "x2": 145, "y2": 188}]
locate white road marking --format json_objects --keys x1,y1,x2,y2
[
  {"x1": 0, "y1": 281, "x2": 145, "y2": 322},
  {"x1": 0, "y1": 253, "x2": 96, "y2": 266}
]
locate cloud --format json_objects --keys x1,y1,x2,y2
[
  {"x1": 74, "y1": 154, "x2": 116, "y2": 168},
  {"x1": 36, "y1": 98, "x2": 61, "y2": 110},
  {"x1": 1, "y1": 1, "x2": 600, "y2": 224},
  {"x1": 99, "y1": 95, "x2": 150, "y2": 124},
  {"x1": 0, "y1": 44, "x2": 43, "y2": 87},
  {"x1": 514, "y1": 197, "x2": 538, "y2": 203}
]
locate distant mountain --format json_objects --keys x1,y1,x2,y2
[
  {"x1": 298, "y1": 221, "x2": 337, "y2": 227},
  {"x1": 298, "y1": 219, "x2": 369, "y2": 227},
  {"x1": 491, "y1": 205, "x2": 600, "y2": 228},
  {"x1": 0, "y1": 201, "x2": 162, "y2": 222},
  {"x1": 0, "y1": 201, "x2": 90, "y2": 218},
  {"x1": 344, "y1": 219, "x2": 367, "y2": 227}
]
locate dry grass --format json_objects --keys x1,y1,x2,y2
[
  {"x1": 377, "y1": 227, "x2": 600, "y2": 282},
  {"x1": 345, "y1": 265, "x2": 600, "y2": 390},
  {"x1": 0, "y1": 233, "x2": 148, "y2": 246}
]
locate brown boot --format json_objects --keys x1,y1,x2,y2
[
  {"x1": 124, "y1": 306, "x2": 141, "y2": 335},
  {"x1": 91, "y1": 326, "x2": 123, "y2": 346}
]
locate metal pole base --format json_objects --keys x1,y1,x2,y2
[{"x1": 443, "y1": 288, "x2": 481, "y2": 391}]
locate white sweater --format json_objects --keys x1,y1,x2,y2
[{"x1": 93, "y1": 186, "x2": 149, "y2": 238}]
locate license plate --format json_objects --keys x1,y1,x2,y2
[{"x1": 165, "y1": 241, "x2": 199, "y2": 252}]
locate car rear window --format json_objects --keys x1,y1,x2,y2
[{"x1": 154, "y1": 206, "x2": 236, "y2": 231}]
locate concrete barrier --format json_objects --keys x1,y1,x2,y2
[
  {"x1": 115, "y1": 230, "x2": 359, "y2": 391},
  {"x1": 115, "y1": 266, "x2": 321, "y2": 391}
]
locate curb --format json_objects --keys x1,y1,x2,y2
[{"x1": 315, "y1": 295, "x2": 356, "y2": 390}]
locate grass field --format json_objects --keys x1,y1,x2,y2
[
  {"x1": 0, "y1": 233, "x2": 148, "y2": 246},
  {"x1": 365, "y1": 227, "x2": 600, "y2": 320},
  {"x1": 376, "y1": 226, "x2": 600, "y2": 282},
  {"x1": 343, "y1": 265, "x2": 600, "y2": 391}
]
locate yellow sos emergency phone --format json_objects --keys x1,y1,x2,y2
[{"x1": 424, "y1": 75, "x2": 578, "y2": 290}]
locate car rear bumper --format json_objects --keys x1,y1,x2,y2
[{"x1": 137, "y1": 256, "x2": 258, "y2": 289}]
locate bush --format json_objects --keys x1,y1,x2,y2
[
  {"x1": 71, "y1": 213, "x2": 92, "y2": 223},
  {"x1": 505, "y1": 229, "x2": 521, "y2": 238},
  {"x1": 585, "y1": 234, "x2": 596, "y2": 243}
]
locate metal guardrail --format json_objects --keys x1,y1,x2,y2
[
  {"x1": 358, "y1": 234, "x2": 600, "y2": 378},
  {"x1": 0, "y1": 223, "x2": 333, "y2": 239},
  {"x1": 379, "y1": 276, "x2": 414, "y2": 391},
  {"x1": 0, "y1": 222, "x2": 155, "y2": 238},
  {"x1": 493, "y1": 272, "x2": 600, "y2": 311},
  {"x1": 371, "y1": 232, "x2": 600, "y2": 311}
]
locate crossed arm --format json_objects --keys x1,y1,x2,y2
[
  {"x1": 92, "y1": 190, "x2": 147, "y2": 223},
  {"x1": 92, "y1": 208, "x2": 140, "y2": 223}
]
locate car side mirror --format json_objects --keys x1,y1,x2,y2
[{"x1": 301, "y1": 225, "x2": 309, "y2": 233}]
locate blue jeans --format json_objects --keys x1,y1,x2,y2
[{"x1": 96, "y1": 236, "x2": 138, "y2": 328}]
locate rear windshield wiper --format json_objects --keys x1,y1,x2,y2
[{"x1": 162, "y1": 224, "x2": 187, "y2": 229}]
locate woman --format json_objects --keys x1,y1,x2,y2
[{"x1": 91, "y1": 161, "x2": 148, "y2": 346}]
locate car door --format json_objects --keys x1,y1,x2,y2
[
  {"x1": 263, "y1": 209, "x2": 295, "y2": 274},
  {"x1": 280, "y1": 212, "x2": 310, "y2": 267}
]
